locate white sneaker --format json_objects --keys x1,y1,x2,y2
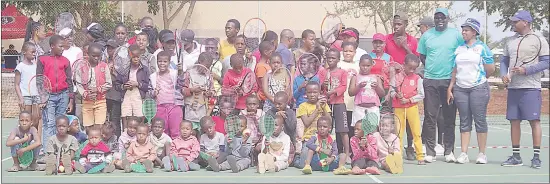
[
  {"x1": 425, "y1": 155, "x2": 436, "y2": 163},
  {"x1": 435, "y1": 144, "x2": 444, "y2": 156},
  {"x1": 476, "y1": 153, "x2": 487, "y2": 164},
  {"x1": 445, "y1": 152, "x2": 457, "y2": 163},
  {"x1": 456, "y1": 152, "x2": 469, "y2": 164}
]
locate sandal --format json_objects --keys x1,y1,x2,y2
[{"x1": 8, "y1": 166, "x2": 20, "y2": 172}]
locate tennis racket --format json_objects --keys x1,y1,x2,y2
[
  {"x1": 142, "y1": 98, "x2": 157, "y2": 124},
  {"x1": 319, "y1": 139, "x2": 330, "y2": 172},
  {"x1": 380, "y1": 113, "x2": 403, "y2": 174},
  {"x1": 18, "y1": 141, "x2": 34, "y2": 167},
  {"x1": 508, "y1": 33, "x2": 543, "y2": 78},
  {"x1": 268, "y1": 67, "x2": 292, "y2": 96},
  {"x1": 259, "y1": 113, "x2": 276, "y2": 152},
  {"x1": 297, "y1": 53, "x2": 321, "y2": 82},
  {"x1": 361, "y1": 108, "x2": 379, "y2": 136},
  {"x1": 242, "y1": 18, "x2": 267, "y2": 67},
  {"x1": 28, "y1": 74, "x2": 52, "y2": 105},
  {"x1": 320, "y1": 13, "x2": 344, "y2": 51},
  {"x1": 114, "y1": 45, "x2": 131, "y2": 80},
  {"x1": 236, "y1": 70, "x2": 257, "y2": 96},
  {"x1": 174, "y1": 29, "x2": 183, "y2": 75},
  {"x1": 54, "y1": 12, "x2": 75, "y2": 35},
  {"x1": 225, "y1": 114, "x2": 242, "y2": 149},
  {"x1": 72, "y1": 58, "x2": 94, "y2": 98},
  {"x1": 187, "y1": 64, "x2": 213, "y2": 110}
]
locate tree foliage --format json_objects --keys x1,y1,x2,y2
[
  {"x1": 333, "y1": 1, "x2": 462, "y2": 37},
  {"x1": 470, "y1": 0, "x2": 549, "y2": 32},
  {"x1": 146, "y1": 0, "x2": 196, "y2": 30}
]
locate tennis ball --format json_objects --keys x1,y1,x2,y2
[
  {"x1": 58, "y1": 166, "x2": 65, "y2": 173},
  {"x1": 243, "y1": 129, "x2": 251, "y2": 136}
]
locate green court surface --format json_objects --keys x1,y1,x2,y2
[{"x1": 1, "y1": 117, "x2": 549, "y2": 183}]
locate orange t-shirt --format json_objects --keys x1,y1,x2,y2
[{"x1": 255, "y1": 62, "x2": 271, "y2": 100}]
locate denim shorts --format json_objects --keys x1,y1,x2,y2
[{"x1": 23, "y1": 96, "x2": 40, "y2": 106}]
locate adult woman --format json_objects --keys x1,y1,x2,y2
[
  {"x1": 447, "y1": 18, "x2": 494, "y2": 164},
  {"x1": 24, "y1": 19, "x2": 47, "y2": 57}
]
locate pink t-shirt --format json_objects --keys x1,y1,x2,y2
[
  {"x1": 156, "y1": 72, "x2": 175, "y2": 104},
  {"x1": 354, "y1": 74, "x2": 380, "y2": 106}
]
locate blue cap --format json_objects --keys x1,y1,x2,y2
[
  {"x1": 461, "y1": 18, "x2": 481, "y2": 35},
  {"x1": 435, "y1": 8, "x2": 449, "y2": 17},
  {"x1": 509, "y1": 10, "x2": 533, "y2": 23}
]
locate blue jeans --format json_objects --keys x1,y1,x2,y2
[
  {"x1": 42, "y1": 90, "x2": 69, "y2": 150},
  {"x1": 295, "y1": 143, "x2": 339, "y2": 171}
]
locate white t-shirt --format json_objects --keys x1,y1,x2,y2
[
  {"x1": 199, "y1": 132, "x2": 225, "y2": 153},
  {"x1": 15, "y1": 61, "x2": 38, "y2": 96},
  {"x1": 340, "y1": 47, "x2": 368, "y2": 64},
  {"x1": 180, "y1": 41, "x2": 204, "y2": 72},
  {"x1": 63, "y1": 46, "x2": 84, "y2": 68}
]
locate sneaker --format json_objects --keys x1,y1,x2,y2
[
  {"x1": 61, "y1": 154, "x2": 73, "y2": 175},
  {"x1": 207, "y1": 156, "x2": 220, "y2": 172},
  {"x1": 435, "y1": 144, "x2": 444, "y2": 156},
  {"x1": 501, "y1": 156, "x2": 523, "y2": 167},
  {"x1": 257, "y1": 153, "x2": 266, "y2": 174},
  {"x1": 122, "y1": 159, "x2": 132, "y2": 173},
  {"x1": 302, "y1": 165, "x2": 312, "y2": 174},
  {"x1": 425, "y1": 155, "x2": 436, "y2": 163},
  {"x1": 405, "y1": 147, "x2": 416, "y2": 161},
  {"x1": 418, "y1": 160, "x2": 426, "y2": 165},
  {"x1": 44, "y1": 155, "x2": 56, "y2": 175},
  {"x1": 445, "y1": 152, "x2": 457, "y2": 163},
  {"x1": 333, "y1": 166, "x2": 351, "y2": 175},
  {"x1": 103, "y1": 164, "x2": 115, "y2": 173},
  {"x1": 351, "y1": 167, "x2": 366, "y2": 175},
  {"x1": 265, "y1": 154, "x2": 276, "y2": 173},
  {"x1": 531, "y1": 158, "x2": 541, "y2": 169},
  {"x1": 456, "y1": 152, "x2": 469, "y2": 164},
  {"x1": 73, "y1": 162, "x2": 86, "y2": 174},
  {"x1": 227, "y1": 155, "x2": 239, "y2": 173},
  {"x1": 365, "y1": 167, "x2": 381, "y2": 175},
  {"x1": 476, "y1": 153, "x2": 487, "y2": 164},
  {"x1": 162, "y1": 156, "x2": 172, "y2": 172},
  {"x1": 143, "y1": 160, "x2": 154, "y2": 173}
]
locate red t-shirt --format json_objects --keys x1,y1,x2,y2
[{"x1": 384, "y1": 33, "x2": 419, "y2": 64}]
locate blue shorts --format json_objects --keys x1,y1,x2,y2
[{"x1": 506, "y1": 89, "x2": 542, "y2": 121}]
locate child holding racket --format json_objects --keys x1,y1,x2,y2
[
  {"x1": 162, "y1": 121, "x2": 201, "y2": 172},
  {"x1": 221, "y1": 35, "x2": 256, "y2": 75},
  {"x1": 262, "y1": 53, "x2": 292, "y2": 112},
  {"x1": 73, "y1": 128, "x2": 116, "y2": 174},
  {"x1": 374, "y1": 116, "x2": 402, "y2": 173},
  {"x1": 149, "y1": 118, "x2": 172, "y2": 168},
  {"x1": 150, "y1": 51, "x2": 184, "y2": 138},
  {"x1": 257, "y1": 115, "x2": 291, "y2": 174},
  {"x1": 113, "y1": 117, "x2": 139, "y2": 170},
  {"x1": 301, "y1": 116, "x2": 346, "y2": 174},
  {"x1": 350, "y1": 120, "x2": 380, "y2": 175},
  {"x1": 44, "y1": 115, "x2": 79, "y2": 175},
  {"x1": 255, "y1": 41, "x2": 275, "y2": 103},
  {"x1": 391, "y1": 54, "x2": 425, "y2": 165},
  {"x1": 15, "y1": 42, "x2": 42, "y2": 140},
  {"x1": 349, "y1": 54, "x2": 385, "y2": 129},
  {"x1": 6, "y1": 111, "x2": 41, "y2": 172},
  {"x1": 293, "y1": 54, "x2": 321, "y2": 108},
  {"x1": 295, "y1": 81, "x2": 331, "y2": 168},
  {"x1": 116, "y1": 44, "x2": 150, "y2": 129},
  {"x1": 241, "y1": 95, "x2": 263, "y2": 149},
  {"x1": 209, "y1": 115, "x2": 252, "y2": 173},
  {"x1": 323, "y1": 48, "x2": 350, "y2": 168},
  {"x1": 122, "y1": 124, "x2": 156, "y2": 173},
  {"x1": 265, "y1": 92, "x2": 297, "y2": 165},
  {"x1": 222, "y1": 53, "x2": 258, "y2": 110},
  {"x1": 74, "y1": 43, "x2": 112, "y2": 131}
]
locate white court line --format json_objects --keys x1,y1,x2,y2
[
  {"x1": 368, "y1": 174, "x2": 383, "y2": 183},
  {"x1": 2, "y1": 157, "x2": 12, "y2": 162},
  {"x1": 489, "y1": 125, "x2": 549, "y2": 138}
]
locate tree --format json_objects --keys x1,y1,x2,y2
[
  {"x1": 333, "y1": 1, "x2": 463, "y2": 37},
  {"x1": 146, "y1": 0, "x2": 196, "y2": 30},
  {"x1": 470, "y1": 1, "x2": 549, "y2": 32}
]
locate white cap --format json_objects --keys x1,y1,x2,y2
[{"x1": 58, "y1": 27, "x2": 73, "y2": 37}]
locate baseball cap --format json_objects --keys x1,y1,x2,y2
[
  {"x1": 394, "y1": 12, "x2": 409, "y2": 21},
  {"x1": 417, "y1": 16, "x2": 435, "y2": 27},
  {"x1": 82, "y1": 23, "x2": 105, "y2": 39},
  {"x1": 461, "y1": 18, "x2": 481, "y2": 35},
  {"x1": 372, "y1": 33, "x2": 386, "y2": 42},
  {"x1": 180, "y1": 29, "x2": 195, "y2": 42},
  {"x1": 435, "y1": 8, "x2": 449, "y2": 17},
  {"x1": 58, "y1": 27, "x2": 73, "y2": 37},
  {"x1": 509, "y1": 10, "x2": 533, "y2": 23},
  {"x1": 339, "y1": 30, "x2": 358, "y2": 39},
  {"x1": 161, "y1": 33, "x2": 176, "y2": 43},
  {"x1": 106, "y1": 39, "x2": 120, "y2": 48}
]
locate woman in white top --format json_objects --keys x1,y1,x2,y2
[{"x1": 447, "y1": 18, "x2": 495, "y2": 164}]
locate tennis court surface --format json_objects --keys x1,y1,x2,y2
[{"x1": 2, "y1": 117, "x2": 548, "y2": 183}]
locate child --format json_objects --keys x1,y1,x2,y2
[
  {"x1": 390, "y1": 54, "x2": 425, "y2": 165},
  {"x1": 116, "y1": 44, "x2": 150, "y2": 129},
  {"x1": 135, "y1": 32, "x2": 156, "y2": 74},
  {"x1": 123, "y1": 124, "x2": 156, "y2": 173},
  {"x1": 6, "y1": 111, "x2": 41, "y2": 172},
  {"x1": 152, "y1": 31, "x2": 178, "y2": 72},
  {"x1": 179, "y1": 52, "x2": 215, "y2": 135},
  {"x1": 221, "y1": 35, "x2": 257, "y2": 75},
  {"x1": 44, "y1": 115, "x2": 79, "y2": 175},
  {"x1": 240, "y1": 95, "x2": 263, "y2": 148},
  {"x1": 349, "y1": 54, "x2": 385, "y2": 130},
  {"x1": 149, "y1": 118, "x2": 172, "y2": 168},
  {"x1": 257, "y1": 115, "x2": 291, "y2": 174},
  {"x1": 338, "y1": 42, "x2": 360, "y2": 140},
  {"x1": 74, "y1": 128, "x2": 116, "y2": 173},
  {"x1": 67, "y1": 115, "x2": 87, "y2": 144},
  {"x1": 293, "y1": 54, "x2": 321, "y2": 108},
  {"x1": 101, "y1": 122, "x2": 118, "y2": 153},
  {"x1": 221, "y1": 53, "x2": 259, "y2": 110},
  {"x1": 369, "y1": 33, "x2": 400, "y2": 114},
  {"x1": 350, "y1": 121, "x2": 380, "y2": 175},
  {"x1": 373, "y1": 116, "x2": 402, "y2": 173},
  {"x1": 295, "y1": 81, "x2": 331, "y2": 168},
  {"x1": 105, "y1": 39, "x2": 123, "y2": 138},
  {"x1": 203, "y1": 38, "x2": 223, "y2": 116},
  {"x1": 113, "y1": 116, "x2": 139, "y2": 169},
  {"x1": 209, "y1": 115, "x2": 252, "y2": 173},
  {"x1": 264, "y1": 91, "x2": 297, "y2": 165},
  {"x1": 37, "y1": 35, "x2": 74, "y2": 153},
  {"x1": 212, "y1": 98, "x2": 234, "y2": 135},
  {"x1": 163, "y1": 120, "x2": 201, "y2": 172},
  {"x1": 255, "y1": 41, "x2": 274, "y2": 103},
  {"x1": 15, "y1": 42, "x2": 42, "y2": 141},
  {"x1": 199, "y1": 116, "x2": 226, "y2": 167},
  {"x1": 262, "y1": 53, "x2": 292, "y2": 112},
  {"x1": 300, "y1": 116, "x2": 347, "y2": 174},
  {"x1": 323, "y1": 48, "x2": 350, "y2": 167},
  {"x1": 151, "y1": 51, "x2": 184, "y2": 138}
]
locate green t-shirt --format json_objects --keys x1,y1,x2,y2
[{"x1": 417, "y1": 27, "x2": 464, "y2": 79}]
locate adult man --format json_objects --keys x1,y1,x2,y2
[
  {"x1": 417, "y1": 16, "x2": 435, "y2": 35},
  {"x1": 276, "y1": 29, "x2": 296, "y2": 72},
  {"x1": 128, "y1": 17, "x2": 155, "y2": 45},
  {"x1": 293, "y1": 29, "x2": 316, "y2": 63},
  {"x1": 417, "y1": 8, "x2": 464, "y2": 163},
  {"x1": 221, "y1": 35, "x2": 255, "y2": 75},
  {"x1": 500, "y1": 10, "x2": 549, "y2": 169},
  {"x1": 219, "y1": 19, "x2": 240, "y2": 61},
  {"x1": 179, "y1": 29, "x2": 204, "y2": 72}
]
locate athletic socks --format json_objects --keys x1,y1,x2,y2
[
  {"x1": 534, "y1": 146, "x2": 540, "y2": 159},
  {"x1": 512, "y1": 145, "x2": 520, "y2": 158}
]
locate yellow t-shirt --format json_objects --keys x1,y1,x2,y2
[
  {"x1": 219, "y1": 39, "x2": 236, "y2": 61},
  {"x1": 296, "y1": 102, "x2": 331, "y2": 141},
  {"x1": 211, "y1": 60, "x2": 223, "y2": 96}
]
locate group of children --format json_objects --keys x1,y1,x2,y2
[{"x1": 9, "y1": 25, "x2": 429, "y2": 175}]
